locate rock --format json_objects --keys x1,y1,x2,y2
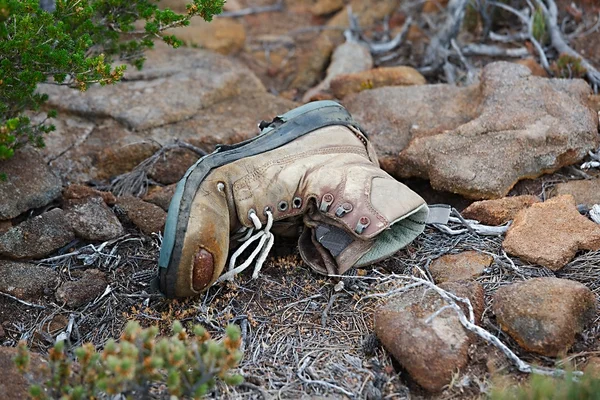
[
  {"x1": 116, "y1": 196, "x2": 167, "y2": 235},
  {"x1": 0, "y1": 147, "x2": 62, "y2": 220},
  {"x1": 345, "y1": 62, "x2": 599, "y2": 199},
  {"x1": 158, "y1": 0, "x2": 187, "y2": 12},
  {"x1": 492, "y1": 277, "x2": 596, "y2": 357},
  {"x1": 64, "y1": 197, "x2": 124, "y2": 241},
  {"x1": 429, "y1": 251, "x2": 493, "y2": 283},
  {"x1": 330, "y1": 66, "x2": 426, "y2": 99},
  {"x1": 41, "y1": 44, "x2": 265, "y2": 131},
  {"x1": 0, "y1": 261, "x2": 59, "y2": 301},
  {"x1": 166, "y1": 18, "x2": 246, "y2": 55},
  {"x1": 95, "y1": 139, "x2": 159, "y2": 180},
  {"x1": 503, "y1": 195, "x2": 600, "y2": 270},
  {"x1": 144, "y1": 184, "x2": 177, "y2": 211},
  {"x1": 302, "y1": 41, "x2": 373, "y2": 102},
  {"x1": 0, "y1": 221, "x2": 11, "y2": 235},
  {"x1": 423, "y1": 0, "x2": 449, "y2": 12},
  {"x1": 63, "y1": 184, "x2": 116, "y2": 205},
  {"x1": 55, "y1": 269, "x2": 108, "y2": 308},
  {"x1": 440, "y1": 280, "x2": 485, "y2": 322},
  {"x1": 291, "y1": 0, "x2": 401, "y2": 92},
  {"x1": 310, "y1": 0, "x2": 344, "y2": 16},
  {"x1": 461, "y1": 195, "x2": 541, "y2": 225},
  {"x1": 148, "y1": 148, "x2": 199, "y2": 185},
  {"x1": 41, "y1": 45, "x2": 298, "y2": 183},
  {"x1": 374, "y1": 281, "x2": 484, "y2": 392},
  {"x1": 0, "y1": 209, "x2": 75, "y2": 259},
  {"x1": 590, "y1": 94, "x2": 600, "y2": 113},
  {"x1": 549, "y1": 179, "x2": 600, "y2": 208},
  {"x1": 516, "y1": 58, "x2": 548, "y2": 77},
  {"x1": 45, "y1": 117, "x2": 153, "y2": 183},
  {"x1": 0, "y1": 347, "x2": 48, "y2": 400}
]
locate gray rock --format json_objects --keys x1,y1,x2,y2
[
  {"x1": 0, "y1": 260, "x2": 58, "y2": 301},
  {"x1": 41, "y1": 44, "x2": 266, "y2": 131},
  {"x1": 345, "y1": 62, "x2": 599, "y2": 199},
  {"x1": 374, "y1": 281, "x2": 484, "y2": 392},
  {"x1": 0, "y1": 147, "x2": 62, "y2": 220},
  {"x1": 55, "y1": 269, "x2": 108, "y2": 308},
  {"x1": 0, "y1": 209, "x2": 74, "y2": 259},
  {"x1": 493, "y1": 277, "x2": 596, "y2": 357},
  {"x1": 41, "y1": 45, "x2": 298, "y2": 183},
  {"x1": 64, "y1": 197, "x2": 124, "y2": 241}
]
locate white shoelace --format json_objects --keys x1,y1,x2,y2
[{"x1": 217, "y1": 209, "x2": 275, "y2": 282}]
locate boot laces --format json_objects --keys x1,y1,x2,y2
[{"x1": 217, "y1": 209, "x2": 275, "y2": 282}]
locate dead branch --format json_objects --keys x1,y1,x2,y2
[
  {"x1": 110, "y1": 140, "x2": 206, "y2": 197},
  {"x1": 488, "y1": 1, "x2": 550, "y2": 71},
  {"x1": 217, "y1": 0, "x2": 284, "y2": 18},
  {"x1": 535, "y1": 0, "x2": 600, "y2": 92},
  {"x1": 462, "y1": 43, "x2": 530, "y2": 57},
  {"x1": 422, "y1": 0, "x2": 469, "y2": 73},
  {"x1": 0, "y1": 291, "x2": 46, "y2": 309}
]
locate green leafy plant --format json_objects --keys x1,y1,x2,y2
[
  {"x1": 551, "y1": 53, "x2": 588, "y2": 79},
  {"x1": 0, "y1": 0, "x2": 224, "y2": 161},
  {"x1": 532, "y1": 7, "x2": 548, "y2": 44},
  {"x1": 491, "y1": 369, "x2": 600, "y2": 400},
  {"x1": 14, "y1": 320, "x2": 243, "y2": 399}
]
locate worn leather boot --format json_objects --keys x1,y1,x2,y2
[{"x1": 158, "y1": 101, "x2": 428, "y2": 298}]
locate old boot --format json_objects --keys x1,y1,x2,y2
[{"x1": 158, "y1": 101, "x2": 428, "y2": 298}]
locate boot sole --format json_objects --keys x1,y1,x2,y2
[{"x1": 158, "y1": 100, "x2": 364, "y2": 298}]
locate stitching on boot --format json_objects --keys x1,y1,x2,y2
[{"x1": 363, "y1": 175, "x2": 389, "y2": 228}]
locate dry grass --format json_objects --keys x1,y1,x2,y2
[{"x1": 1, "y1": 223, "x2": 599, "y2": 399}]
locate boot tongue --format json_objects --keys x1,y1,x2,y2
[
  {"x1": 299, "y1": 213, "x2": 374, "y2": 276},
  {"x1": 314, "y1": 225, "x2": 353, "y2": 257}
]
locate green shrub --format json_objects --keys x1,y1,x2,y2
[
  {"x1": 491, "y1": 370, "x2": 600, "y2": 400},
  {"x1": 14, "y1": 320, "x2": 243, "y2": 399},
  {"x1": 551, "y1": 53, "x2": 588, "y2": 79},
  {"x1": 0, "y1": 0, "x2": 224, "y2": 161}
]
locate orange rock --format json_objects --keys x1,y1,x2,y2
[
  {"x1": 310, "y1": 0, "x2": 344, "y2": 16},
  {"x1": 374, "y1": 281, "x2": 484, "y2": 392},
  {"x1": 429, "y1": 251, "x2": 493, "y2": 283},
  {"x1": 493, "y1": 277, "x2": 596, "y2": 356},
  {"x1": 330, "y1": 66, "x2": 426, "y2": 98},
  {"x1": 503, "y1": 195, "x2": 600, "y2": 270},
  {"x1": 63, "y1": 184, "x2": 117, "y2": 206},
  {"x1": 461, "y1": 195, "x2": 540, "y2": 225}
]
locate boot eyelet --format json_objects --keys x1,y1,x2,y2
[
  {"x1": 217, "y1": 182, "x2": 225, "y2": 192},
  {"x1": 335, "y1": 202, "x2": 353, "y2": 217},
  {"x1": 355, "y1": 216, "x2": 371, "y2": 234},
  {"x1": 320, "y1": 193, "x2": 334, "y2": 212},
  {"x1": 277, "y1": 201, "x2": 288, "y2": 212},
  {"x1": 248, "y1": 209, "x2": 257, "y2": 218},
  {"x1": 263, "y1": 206, "x2": 272, "y2": 215},
  {"x1": 292, "y1": 197, "x2": 302, "y2": 209}
]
